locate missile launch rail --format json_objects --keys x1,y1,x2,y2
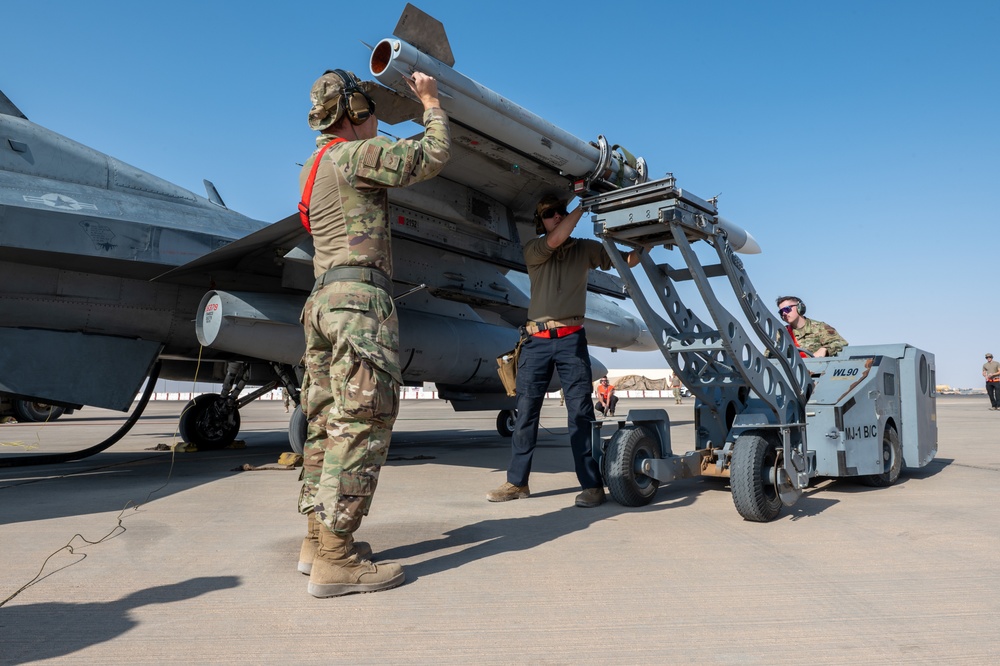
[{"x1": 581, "y1": 176, "x2": 937, "y2": 521}]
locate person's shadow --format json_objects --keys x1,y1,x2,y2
[
  {"x1": 1, "y1": 576, "x2": 240, "y2": 664},
  {"x1": 379, "y1": 480, "x2": 709, "y2": 581}
]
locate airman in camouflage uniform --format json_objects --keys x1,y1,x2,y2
[
  {"x1": 776, "y1": 295, "x2": 848, "y2": 357},
  {"x1": 297, "y1": 69, "x2": 449, "y2": 597}
]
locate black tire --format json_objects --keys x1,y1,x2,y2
[
  {"x1": 496, "y1": 409, "x2": 517, "y2": 438},
  {"x1": 288, "y1": 405, "x2": 307, "y2": 455},
  {"x1": 13, "y1": 400, "x2": 66, "y2": 422},
  {"x1": 859, "y1": 424, "x2": 902, "y2": 487},
  {"x1": 178, "y1": 393, "x2": 240, "y2": 450},
  {"x1": 730, "y1": 432, "x2": 782, "y2": 522},
  {"x1": 606, "y1": 425, "x2": 661, "y2": 507}
]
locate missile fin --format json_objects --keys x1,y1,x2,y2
[{"x1": 393, "y1": 3, "x2": 454, "y2": 66}]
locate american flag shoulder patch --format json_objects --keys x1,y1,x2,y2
[{"x1": 362, "y1": 144, "x2": 382, "y2": 169}]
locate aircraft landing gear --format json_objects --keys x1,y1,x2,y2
[
  {"x1": 496, "y1": 409, "x2": 517, "y2": 437},
  {"x1": 289, "y1": 405, "x2": 307, "y2": 455},
  {"x1": 177, "y1": 361, "x2": 251, "y2": 450},
  {"x1": 178, "y1": 393, "x2": 241, "y2": 450}
]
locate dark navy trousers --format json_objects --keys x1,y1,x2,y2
[{"x1": 507, "y1": 330, "x2": 602, "y2": 489}]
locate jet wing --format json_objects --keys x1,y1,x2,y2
[{"x1": 154, "y1": 213, "x2": 310, "y2": 287}]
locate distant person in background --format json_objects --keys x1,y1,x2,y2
[
  {"x1": 282, "y1": 387, "x2": 291, "y2": 413},
  {"x1": 776, "y1": 296, "x2": 847, "y2": 357},
  {"x1": 670, "y1": 374, "x2": 683, "y2": 404},
  {"x1": 595, "y1": 376, "x2": 618, "y2": 417},
  {"x1": 983, "y1": 353, "x2": 1000, "y2": 409}
]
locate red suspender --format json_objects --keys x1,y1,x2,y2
[
  {"x1": 298, "y1": 137, "x2": 347, "y2": 233},
  {"x1": 786, "y1": 325, "x2": 808, "y2": 358}
]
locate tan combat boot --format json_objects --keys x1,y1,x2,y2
[
  {"x1": 486, "y1": 481, "x2": 530, "y2": 502},
  {"x1": 308, "y1": 526, "x2": 405, "y2": 598},
  {"x1": 298, "y1": 512, "x2": 373, "y2": 575}
]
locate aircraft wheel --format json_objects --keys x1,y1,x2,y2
[
  {"x1": 730, "y1": 432, "x2": 782, "y2": 522},
  {"x1": 178, "y1": 393, "x2": 240, "y2": 450},
  {"x1": 605, "y1": 425, "x2": 661, "y2": 507},
  {"x1": 13, "y1": 400, "x2": 66, "y2": 422},
  {"x1": 496, "y1": 409, "x2": 517, "y2": 438},
  {"x1": 288, "y1": 405, "x2": 307, "y2": 455},
  {"x1": 859, "y1": 424, "x2": 902, "y2": 487}
]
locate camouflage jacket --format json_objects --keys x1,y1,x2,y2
[
  {"x1": 301, "y1": 108, "x2": 450, "y2": 278},
  {"x1": 788, "y1": 317, "x2": 848, "y2": 356}
]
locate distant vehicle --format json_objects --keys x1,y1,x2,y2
[{"x1": 0, "y1": 396, "x2": 76, "y2": 422}]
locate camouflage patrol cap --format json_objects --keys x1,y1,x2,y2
[{"x1": 307, "y1": 70, "x2": 356, "y2": 131}]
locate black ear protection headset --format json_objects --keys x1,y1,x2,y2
[
  {"x1": 776, "y1": 296, "x2": 806, "y2": 316},
  {"x1": 329, "y1": 69, "x2": 376, "y2": 125}
]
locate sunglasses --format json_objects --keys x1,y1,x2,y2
[
  {"x1": 540, "y1": 206, "x2": 568, "y2": 220},
  {"x1": 778, "y1": 306, "x2": 795, "y2": 315}
]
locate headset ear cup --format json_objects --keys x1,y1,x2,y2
[
  {"x1": 797, "y1": 301, "x2": 806, "y2": 316},
  {"x1": 345, "y1": 92, "x2": 371, "y2": 125}
]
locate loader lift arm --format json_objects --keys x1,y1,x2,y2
[{"x1": 580, "y1": 175, "x2": 815, "y2": 519}]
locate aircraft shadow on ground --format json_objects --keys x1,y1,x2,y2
[
  {"x1": 0, "y1": 434, "x2": 290, "y2": 526},
  {"x1": 0, "y1": 576, "x2": 240, "y2": 664}
]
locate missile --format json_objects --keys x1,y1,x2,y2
[
  {"x1": 370, "y1": 35, "x2": 759, "y2": 255},
  {"x1": 718, "y1": 216, "x2": 761, "y2": 254},
  {"x1": 369, "y1": 38, "x2": 645, "y2": 192}
]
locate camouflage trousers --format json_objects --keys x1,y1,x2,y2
[{"x1": 297, "y1": 280, "x2": 401, "y2": 535}]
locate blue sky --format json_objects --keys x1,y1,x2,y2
[{"x1": 3, "y1": 1, "x2": 998, "y2": 388}]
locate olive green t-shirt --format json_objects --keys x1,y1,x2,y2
[{"x1": 523, "y1": 237, "x2": 611, "y2": 323}]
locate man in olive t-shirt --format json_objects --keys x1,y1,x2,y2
[{"x1": 487, "y1": 195, "x2": 639, "y2": 508}]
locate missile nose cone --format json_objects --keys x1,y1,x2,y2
[
  {"x1": 718, "y1": 216, "x2": 762, "y2": 255},
  {"x1": 739, "y1": 231, "x2": 761, "y2": 255}
]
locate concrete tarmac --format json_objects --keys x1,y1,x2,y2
[{"x1": 1, "y1": 396, "x2": 998, "y2": 664}]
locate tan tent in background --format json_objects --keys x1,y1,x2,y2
[{"x1": 607, "y1": 374, "x2": 667, "y2": 391}]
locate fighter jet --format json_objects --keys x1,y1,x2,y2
[{"x1": 0, "y1": 16, "x2": 657, "y2": 459}]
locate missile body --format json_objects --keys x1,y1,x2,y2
[
  {"x1": 370, "y1": 38, "x2": 641, "y2": 189},
  {"x1": 370, "y1": 36, "x2": 759, "y2": 254}
]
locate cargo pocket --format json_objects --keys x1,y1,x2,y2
[
  {"x1": 342, "y1": 337, "x2": 399, "y2": 424},
  {"x1": 338, "y1": 469, "x2": 377, "y2": 497}
]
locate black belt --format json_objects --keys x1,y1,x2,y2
[{"x1": 313, "y1": 266, "x2": 393, "y2": 295}]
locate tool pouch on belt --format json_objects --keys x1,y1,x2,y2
[{"x1": 496, "y1": 330, "x2": 527, "y2": 397}]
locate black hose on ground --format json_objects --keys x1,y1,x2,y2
[{"x1": 0, "y1": 362, "x2": 162, "y2": 468}]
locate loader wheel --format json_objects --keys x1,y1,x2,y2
[
  {"x1": 859, "y1": 424, "x2": 902, "y2": 487},
  {"x1": 730, "y1": 432, "x2": 782, "y2": 522},
  {"x1": 605, "y1": 425, "x2": 661, "y2": 507},
  {"x1": 178, "y1": 394, "x2": 240, "y2": 450}
]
